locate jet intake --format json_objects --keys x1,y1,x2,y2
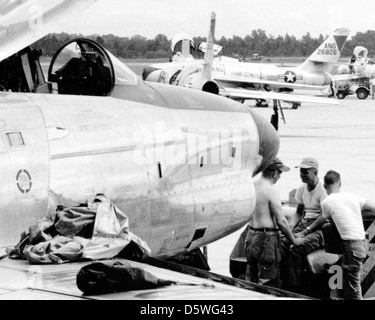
[
  {"x1": 184, "y1": 72, "x2": 219, "y2": 95},
  {"x1": 142, "y1": 66, "x2": 162, "y2": 81},
  {"x1": 202, "y1": 81, "x2": 220, "y2": 94}
]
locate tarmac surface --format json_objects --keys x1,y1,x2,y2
[{"x1": 207, "y1": 92, "x2": 375, "y2": 276}]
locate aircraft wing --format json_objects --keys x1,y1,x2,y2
[
  {"x1": 0, "y1": 253, "x2": 307, "y2": 300},
  {"x1": 0, "y1": 0, "x2": 97, "y2": 62},
  {"x1": 214, "y1": 75, "x2": 326, "y2": 90},
  {"x1": 219, "y1": 87, "x2": 339, "y2": 105}
]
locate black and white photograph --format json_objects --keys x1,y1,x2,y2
[{"x1": 1, "y1": 0, "x2": 375, "y2": 306}]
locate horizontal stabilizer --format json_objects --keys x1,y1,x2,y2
[{"x1": 220, "y1": 88, "x2": 339, "y2": 105}]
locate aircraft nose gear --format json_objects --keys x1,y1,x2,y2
[
  {"x1": 270, "y1": 100, "x2": 286, "y2": 131},
  {"x1": 292, "y1": 103, "x2": 301, "y2": 109}
]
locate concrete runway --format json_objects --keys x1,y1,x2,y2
[{"x1": 207, "y1": 93, "x2": 375, "y2": 276}]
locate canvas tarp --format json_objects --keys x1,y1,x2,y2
[{"x1": 13, "y1": 194, "x2": 151, "y2": 264}]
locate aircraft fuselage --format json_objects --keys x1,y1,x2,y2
[
  {"x1": 147, "y1": 59, "x2": 333, "y2": 93},
  {"x1": 0, "y1": 82, "x2": 275, "y2": 258},
  {"x1": 212, "y1": 61, "x2": 333, "y2": 87},
  {"x1": 0, "y1": 36, "x2": 279, "y2": 259}
]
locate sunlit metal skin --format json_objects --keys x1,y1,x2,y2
[{"x1": 0, "y1": 35, "x2": 279, "y2": 259}]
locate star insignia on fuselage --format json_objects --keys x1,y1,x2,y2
[{"x1": 284, "y1": 71, "x2": 297, "y2": 83}]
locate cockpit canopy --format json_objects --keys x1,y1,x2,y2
[
  {"x1": 0, "y1": 37, "x2": 139, "y2": 96},
  {"x1": 48, "y1": 38, "x2": 138, "y2": 96}
]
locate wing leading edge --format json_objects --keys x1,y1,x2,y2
[{"x1": 220, "y1": 87, "x2": 339, "y2": 105}]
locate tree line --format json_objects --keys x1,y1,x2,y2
[{"x1": 33, "y1": 29, "x2": 375, "y2": 60}]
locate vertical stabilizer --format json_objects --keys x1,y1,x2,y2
[
  {"x1": 181, "y1": 38, "x2": 191, "y2": 58},
  {"x1": 203, "y1": 11, "x2": 216, "y2": 80},
  {"x1": 300, "y1": 28, "x2": 350, "y2": 70}
]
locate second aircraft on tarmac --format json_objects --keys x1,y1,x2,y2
[{"x1": 143, "y1": 12, "x2": 350, "y2": 109}]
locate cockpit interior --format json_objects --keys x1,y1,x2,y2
[{"x1": 0, "y1": 38, "x2": 138, "y2": 96}]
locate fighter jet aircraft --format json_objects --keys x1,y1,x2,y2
[
  {"x1": 143, "y1": 12, "x2": 349, "y2": 109},
  {"x1": 0, "y1": 0, "x2": 297, "y2": 301},
  {"x1": 333, "y1": 46, "x2": 375, "y2": 99},
  {"x1": 337, "y1": 46, "x2": 375, "y2": 78}
]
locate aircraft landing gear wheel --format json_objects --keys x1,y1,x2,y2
[
  {"x1": 292, "y1": 103, "x2": 300, "y2": 109},
  {"x1": 357, "y1": 88, "x2": 369, "y2": 100},
  {"x1": 336, "y1": 92, "x2": 346, "y2": 99}
]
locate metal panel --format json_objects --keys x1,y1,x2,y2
[{"x1": 0, "y1": 96, "x2": 49, "y2": 245}]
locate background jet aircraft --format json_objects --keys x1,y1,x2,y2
[
  {"x1": 143, "y1": 13, "x2": 349, "y2": 109},
  {"x1": 0, "y1": 0, "x2": 279, "y2": 266},
  {"x1": 333, "y1": 46, "x2": 375, "y2": 99},
  {"x1": 337, "y1": 46, "x2": 375, "y2": 78}
]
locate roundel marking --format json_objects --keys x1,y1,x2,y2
[
  {"x1": 284, "y1": 71, "x2": 297, "y2": 83},
  {"x1": 16, "y1": 169, "x2": 32, "y2": 194}
]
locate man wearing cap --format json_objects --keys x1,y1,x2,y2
[
  {"x1": 282, "y1": 157, "x2": 328, "y2": 293},
  {"x1": 245, "y1": 157, "x2": 303, "y2": 288}
]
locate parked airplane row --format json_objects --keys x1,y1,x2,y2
[{"x1": 143, "y1": 12, "x2": 349, "y2": 113}]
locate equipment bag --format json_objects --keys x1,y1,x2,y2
[{"x1": 76, "y1": 260, "x2": 176, "y2": 295}]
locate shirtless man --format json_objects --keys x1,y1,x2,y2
[{"x1": 245, "y1": 158, "x2": 302, "y2": 288}]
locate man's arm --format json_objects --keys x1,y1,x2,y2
[
  {"x1": 269, "y1": 192, "x2": 299, "y2": 245},
  {"x1": 298, "y1": 215, "x2": 329, "y2": 238},
  {"x1": 289, "y1": 203, "x2": 304, "y2": 230}
]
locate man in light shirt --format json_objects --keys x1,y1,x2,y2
[
  {"x1": 322, "y1": 170, "x2": 375, "y2": 300},
  {"x1": 282, "y1": 157, "x2": 328, "y2": 293}
]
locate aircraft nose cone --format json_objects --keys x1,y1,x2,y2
[
  {"x1": 247, "y1": 108, "x2": 280, "y2": 176},
  {"x1": 142, "y1": 66, "x2": 161, "y2": 81}
]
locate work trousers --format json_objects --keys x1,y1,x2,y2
[
  {"x1": 281, "y1": 219, "x2": 324, "y2": 292},
  {"x1": 245, "y1": 229, "x2": 282, "y2": 288},
  {"x1": 341, "y1": 239, "x2": 367, "y2": 300}
]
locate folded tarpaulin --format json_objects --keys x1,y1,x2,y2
[
  {"x1": 23, "y1": 236, "x2": 84, "y2": 264},
  {"x1": 18, "y1": 194, "x2": 151, "y2": 264},
  {"x1": 76, "y1": 260, "x2": 177, "y2": 295}
]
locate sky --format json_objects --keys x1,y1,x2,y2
[{"x1": 55, "y1": 0, "x2": 375, "y2": 40}]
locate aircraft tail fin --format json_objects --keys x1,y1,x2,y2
[
  {"x1": 203, "y1": 11, "x2": 216, "y2": 80},
  {"x1": 300, "y1": 28, "x2": 350, "y2": 70},
  {"x1": 181, "y1": 38, "x2": 192, "y2": 58}
]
